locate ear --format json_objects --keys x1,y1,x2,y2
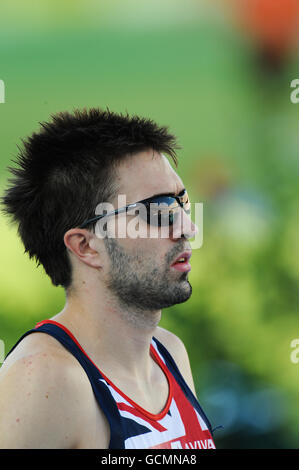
[{"x1": 63, "y1": 228, "x2": 102, "y2": 269}]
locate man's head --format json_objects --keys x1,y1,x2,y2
[{"x1": 1, "y1": 108, "x2": 197, "y2": 314}]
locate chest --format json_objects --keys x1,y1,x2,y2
[
  {"x1": 77, "y1": 366, "x2": 215, "y2": 450},
  {"x1": 77, "y1": 366, "x2": 170, "y2": 448}
]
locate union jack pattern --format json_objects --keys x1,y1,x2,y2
[
  {"x1": 6, "y1": 320, "x2": 216, "y2": 449},
  {"x1": 97, "y1": 339, "x2": 216, "y2": 449}
]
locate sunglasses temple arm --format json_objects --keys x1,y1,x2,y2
[{"x1": 79, "y1": 206, "x2": 130, "y2": 229}]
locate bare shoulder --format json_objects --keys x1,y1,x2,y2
[
  {"x1": 0, "y1": 332, "x2": 108, "y2": 448},
  {"x1": 1, "y1": 331, "x2": 74, "y2": 370},
  {"x1": 154, "y1": 327, "x2": 188, "y2": 358},
  {"x1": 154, "y1": 327, "x2": 197, "y2": 396},
  {"x1": 0, "y1": 332, "x2": 81, "y2": 391}
]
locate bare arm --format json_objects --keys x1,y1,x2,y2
[{"x1": 0, "y1": 351, "x2": 81, "y2": 449}]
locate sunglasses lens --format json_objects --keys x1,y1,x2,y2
[
  {"x1": 130, "y1": 192, "x2": 190, "y2": 227},
  {"x1": 147, "y1": 200, "x2": 180, "y2": 227}
]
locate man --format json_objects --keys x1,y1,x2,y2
[{"x1": 0, "y1": 108, "x2": 215, "y2": 449}]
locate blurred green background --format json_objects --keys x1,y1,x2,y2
[{"x1": 0, "y1": 0, "x2": 299, "y2": 449}]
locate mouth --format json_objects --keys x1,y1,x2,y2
[{"x1": 170, "y1": 251, "x2": 192, "y2": 273}]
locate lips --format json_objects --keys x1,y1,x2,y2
[{"x1": 170, "y1": 251, "x2": 192, "y2": 272}]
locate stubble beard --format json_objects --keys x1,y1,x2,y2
[{"x1": 103, "y1": 237, "x2": 192, "y2": 328}]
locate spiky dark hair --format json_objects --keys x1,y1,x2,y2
[{"x1": 1, "y1": 107, "x2": 180, "y2": 289}]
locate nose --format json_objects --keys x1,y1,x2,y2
[{"x1": 171, "y1": 207, "x2": 199, "y2": 240}]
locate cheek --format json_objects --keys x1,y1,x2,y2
[{"x1": 139, "y1": 241, "x2": 171, "y2": 270}]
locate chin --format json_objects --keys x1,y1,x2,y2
[{"x1": 175, "y1": 281, "x2": 192, "y2": 303}]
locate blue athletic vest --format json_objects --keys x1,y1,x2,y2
[{"x1": 5, "y1": 319, "x2": 216, "y2": 449}]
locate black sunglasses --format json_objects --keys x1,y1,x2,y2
[{"x1": 79, "y1": 189, "x2": 191, "y2": 229}]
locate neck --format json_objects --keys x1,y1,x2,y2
[{"x1": 51, "y1": 285, "x2": 162, "y2": 382}]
